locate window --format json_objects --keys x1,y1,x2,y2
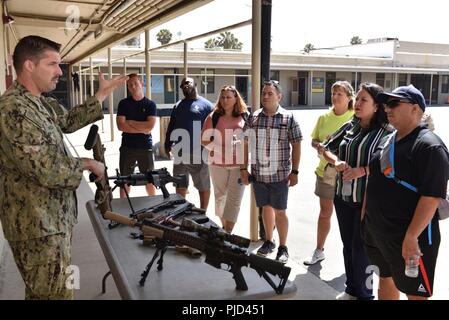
[
  {"x1": 442, "y1": 75, "x2": 449, "y2": 93},
  {"x1": 398, "y1": 74, "x2": 408, "y2": 87},
  {"x1": 201, "y1": 69, "x2": 214, "y2": 94},
  {"x1": 352, "y1": 72, "x2": 360, "y2": 91},
  {"x1": 270, "y1": 70, "x2": 280, "y2": 81},
  {"x1": 376, "y1": 73, "x2": 385, "y2": 87}
]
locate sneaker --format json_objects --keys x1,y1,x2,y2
[
  {"x1": 336, "y1": 292, "x2": 357, "y2": 300},
  {"x1": 276, "y1": 245, "x2": 289, "y2": 264},
  {"x1": 303, "y1": 248, "x2": 325, "y2": 266},
  {"x1": 257, "y1": 240, "x2": 276, "y2": 256}
]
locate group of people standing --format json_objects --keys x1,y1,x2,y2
[
  {"x1": 1, "y1": 35, "x2": 447, "y2": 300},
  {"x1": 118, "y1": 72, "x2": 449, "y2": 301},
  {"x1": 305, "y1": 80, "x2": 449, "y2": 300}
]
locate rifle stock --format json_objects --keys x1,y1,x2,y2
[{"x1": 104, "y1": 211, "x2": 137, "y2": 227}]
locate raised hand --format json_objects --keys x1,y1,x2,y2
[{"x1": 95, "y1": 72, "x2": 128, "y2": 103}]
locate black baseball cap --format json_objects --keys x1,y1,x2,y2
[{"x1": 377, "y1": 84, "x2": 426, "y2": 111}]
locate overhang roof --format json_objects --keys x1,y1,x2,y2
[{"x1": 4, "y1": 0, "x2": 212, "y2": 64}]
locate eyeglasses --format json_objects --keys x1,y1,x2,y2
[{"x1": 386, "y1": 99, "x2": 415, "y2": 108}]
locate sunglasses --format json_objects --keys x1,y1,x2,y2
[
  {"x1": 179, "y1": 80, "x2": 194, "y2": 88},
  {"x1": 386, "y1": 99, "x2": 415, "y2": 108},
  {"x1": 264, "y1": 80, "x2": 280, "y2": 87}
]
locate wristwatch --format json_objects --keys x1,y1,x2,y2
[{"x1": 291, "y1": 169, "x2": 299, "y2": 175}]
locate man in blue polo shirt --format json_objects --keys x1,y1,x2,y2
[
  {"x1": 164, "y1": 77, "x2": 213, "y2": 209},
  {"x1": 117, "y1": 73, "x2": 157, "y2": 197}
]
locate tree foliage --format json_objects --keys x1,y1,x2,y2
[
  {"x1": 303, "y1": 43, "x2": 315, "y2": 53},
  {"x1": 156, "y1": 29, "x2": 173, "y2": 45},
  {"x1": 204, "y1": 31, "x2": 243, "y2": 50},
  {"x1": 350, "y1": 36, "x2": 362, "y2": 45}
]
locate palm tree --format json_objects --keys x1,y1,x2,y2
[
  {"x1": 204, "y1": 38, "x2": 219, "y2": 49},
  {"x1": 156, "y1": 29, "x2": 173, "y2": 45},
  {"x1": 217, "y1": 31, "x2": 243, "y2": 50},
  {"x1": 350, "y1": 36, "x2": 362, "y2": 45},
  {"x1": 204, "y1": 31, "x2": 243, "y2": 50},
  {"x1": 303, "y1": 43, "x2": 315, "y2": 53}
]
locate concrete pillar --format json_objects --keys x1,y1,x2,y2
[
  {"x1": 250, "y1": 0, "x2": 262, "y2": 241},
  {"x1": 183, "y1": 41, "x2": 188, "y2": 78},
  {"x1": 78, "y1": 64, "x2": 83, "y2": 104},
  {"x1": 123, "y1": 57, "x2": 127, "y2": 99},
  {"x1": 108, "y1": 48, "x2": 114, "y2": 141},
  {"x1": 145, "y1": 29, "x2": 151, "y2": 98},
  {"x1": 309, "y1": 70, "x2": 314, "y2": 106},
  {"x1": 89, "y1": 57, "x2": 94, "y2": 96}
]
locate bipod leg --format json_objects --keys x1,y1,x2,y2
[
  {"x1": 139, "y1": 248, "x2": 160, "y2": 286},
  {"x1": 139, "y1": 240, "x2": 168, "y2": 286},
  {"x1": 123, "y1": 185, "x2": 136, "y2": 216},
  {"x1": 156, "y1": 243, "x2": 168, "y2": 271}
]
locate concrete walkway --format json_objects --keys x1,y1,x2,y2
[{"x1": 1, "y1": 106, "x2": 448, "y2": 300}]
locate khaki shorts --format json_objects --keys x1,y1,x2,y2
[{"x1": 314, "y1": 174, "x2": 336, "y2": 200}]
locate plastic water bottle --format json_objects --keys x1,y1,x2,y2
[
  {"x1": 405, "y1": 255, "x2": 420, "y2": 278},
  {"x1": 341, "y1": 180, "x2": 352, "y2": 196}
]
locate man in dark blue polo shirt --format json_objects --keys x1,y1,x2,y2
[
  {"x1": 164, "y1": 77, "x2": 213, "y2": 209},
  {"x1": 117, "y1": 73, "x2": 157, "y2": 198}
]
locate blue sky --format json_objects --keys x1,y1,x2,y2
[{"x1": 150, "y1": 0, "x2": 449, "y2": 52}]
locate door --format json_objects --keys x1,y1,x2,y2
[
  {"x1": 164, "y1": 75, "x2": 175, "y2": 104},
  {"x1": 236, "y1": 76, "x2": 248, "y2": 103},
  {"x1": 325, "y1": 72, "x2": 336, "y2": 105},
  {"x1": 299, "y1": 77, "x2": 307, "y2": 105}
]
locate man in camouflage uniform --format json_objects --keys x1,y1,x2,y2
[{"x1": 0, "y1": 35, "x2": 127, "y2": 299}]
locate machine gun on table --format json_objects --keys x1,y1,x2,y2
[
  {"x1": 84, "y1": 124, "x2": 189, "y2": 226},
  {"x1": 103, "y1": 211, "x2": 291, "y2": 294}
]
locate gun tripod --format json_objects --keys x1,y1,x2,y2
[{"x1": 139, "y1": 238, "x2": 169, "y2": 286}]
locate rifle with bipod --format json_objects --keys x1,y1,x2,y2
[{"x1": 103, "y1": 211, "x2": 291, "y2": 294}]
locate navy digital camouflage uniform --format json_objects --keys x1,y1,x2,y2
[{"x1": 0, "y1": 81, "x2": 103, "y2": 299}]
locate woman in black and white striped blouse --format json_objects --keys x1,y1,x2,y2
[{"x1": 320, "y1": 82, "x2": 393, "y2": 300}]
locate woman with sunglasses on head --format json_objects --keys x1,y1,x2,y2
[
  {"x1": 201, "y1": 85, "x2": 248, "y2": 233},
  {"x1": 304, "y1": 81, "x2": 355, "y2": 266},
  {"x1": 320, "y1": 82, "x2": 393, "y2": 300}
]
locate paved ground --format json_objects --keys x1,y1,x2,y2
[{"x1": 1, "y1": 106, "x2": 448, "y2": 300}]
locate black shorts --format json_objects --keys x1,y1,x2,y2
[
  {"x1": 361, "y1": 217, "x2": 440, "y2": 297},
  {"x1": 119, "y1": 146, "x2": 154, "y2": 176}
]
